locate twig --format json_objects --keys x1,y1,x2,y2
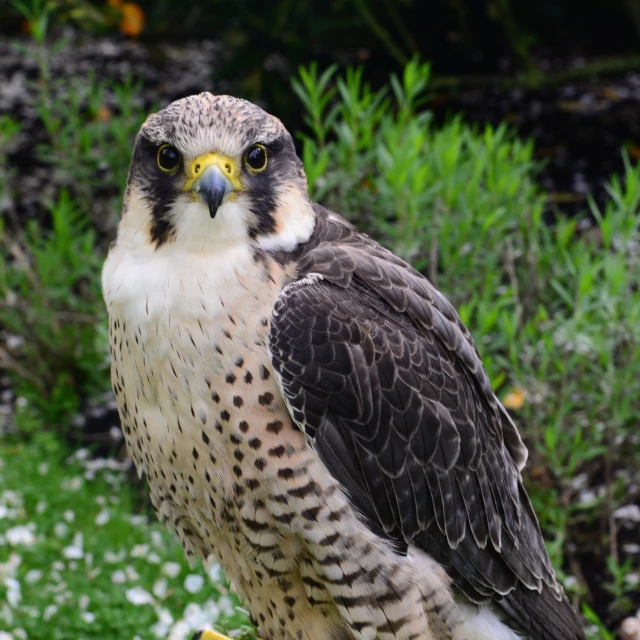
[
  {"x1": 0, "y1": 348, "x2": 46, "y2": 392},
  {"x1": 351, "y1": 0, "x2": 409, "y2": 66},
  {"x1": 431, "y1": 55, "x2": 640, "y2": 91},
  {"x1": 606, "y1": 420, "x2": 619, "y2": 566},
  {"x1": 504, "y1": 236, "x2": 522, "y2": 326},
  {"x1": 428, "y1": 202, "x2": 439, "y2": 287},
  {"x1": 382, "y1": 0, "x2": 418, "y2": 55}
]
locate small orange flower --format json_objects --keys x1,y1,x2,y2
[
  {"x1": 628, "y1": 145, "x2": 640, "y2": 161},
  {"x1": 118, "y1": 2, "x2": 145, "y2": 37},
  {"x1": 95, "y1": 106, "x2": 112, "y2": 122},
  {"x1": 502, "y1": 387, "x2": 527, "y2": 410}
]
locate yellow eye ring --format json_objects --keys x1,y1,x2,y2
[
  {"x1": 157, "y1": 144, "x2": 181, "y2": 174},
  {"x1": 245, "y1": 144, "x2": 268, "y2": 173}
]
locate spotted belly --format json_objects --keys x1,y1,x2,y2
[{"x1": 109, "y1": 311, "x2": 455, "y2": 640}]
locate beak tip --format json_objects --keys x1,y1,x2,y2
[{"x1": 192, "y1": 165, "x2": 232, "y2": 220}]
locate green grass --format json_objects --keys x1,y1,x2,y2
[
  {"x1": 0, "y1": 433, "x2": 255, "y2": 640},
  {"x1": 1, "y1": 9, "x2": 639, "y2": 635}
]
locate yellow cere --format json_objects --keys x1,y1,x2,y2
[{"x1": 184, "y1": 152, "x2": 244, "y2": 195}]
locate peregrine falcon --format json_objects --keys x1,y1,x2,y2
[{"x1": 102, "y1": 93, "x2": 585, "y2": 640}]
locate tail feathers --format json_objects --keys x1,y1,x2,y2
[{"x1": 499, "y1": 584, "x2": 586, "y2": 640}]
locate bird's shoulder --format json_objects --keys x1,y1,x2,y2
[{"x1": 271, "y1": 204, "x2": 528, "y2": 473}]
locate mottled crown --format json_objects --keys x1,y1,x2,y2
[{"x1": 140, "y1": 93, "x2": 288, "y2": 160}]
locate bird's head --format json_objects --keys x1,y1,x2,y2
[{"x1": 120, "y1": 93, "x2": 315, "y2": 252}]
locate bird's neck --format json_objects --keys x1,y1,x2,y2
[{"x1": 253, "y1": 188, "x2": 316, "y2": 253}]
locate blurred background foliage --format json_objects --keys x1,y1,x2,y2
[
  {"x1": 4, "y1": 0, "x2": 640, "y2": 120},
  {"x1": 1, "y1": 1, "x2": 640, "y2": 639}
]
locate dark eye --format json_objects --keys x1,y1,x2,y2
[
  {"x1": 157, "y1": 145, "x2": 181, "y2": 174},
  {"x1": 245, "y1": 144, "x2": 268, "y2": 173}
]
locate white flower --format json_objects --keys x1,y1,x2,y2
[
  {"x1": 152, "y1": 578, "x2": 168, "y2": 599},
  {"x1": 80, "y1": 611, "x2": 96, "y2": 623},
  {"x1": 43, "y1": 604, "x2": 58, "y2": 621},
  {"x1": 104, "y1": 549, "x2": 126, "y2": 563},
  {"x1": 217, "y1": 595, "x2": 235, "y2": 617},
  {"x1": 162, "y1": 562, "x2": 181, "y2": 579},
  {"x1": 147, "y1": 552, "x2": 161, "y2": 565},
  {"x1": 5, "y1": 525, "x2": 36, "y2": 547},
  {"x1": 125, "y1": 586, "x2": 154, "y2": 606},
  {"x1": 5, "y1": 577, "x2": 21, "y2": 607},
  {"x1": 63, "y1": 510, "x2": 75, "y2": 523},
  {"x1": 95, "y1": 510, "x2": 110, "y2": 526},
  {"x1": 63, "y1": 541, "x2": 84, "y2": 560},
  {"x1": 181, "y1": 599, "x2": 220, "y2": 631},
  {"x1": 79, "y1": 595, "x2": 90, "y2": 610},
  {"x1": 130, "y1": 544, "x2": 149, "y2": 558},
  {"x1": 37, "y1": 463, "x2": 49, "y2": 476},
  {"x1": 111, "y1": 570, "x2": 126, "y2": 585},
  {"x1": 125, "y1": 566, "x2": 140, "y2": 582},
  {"x1": 24, "y1": 570, "x2": 42, "y2": 584},
  {"x1": 150, "y1": 607, "x2": 174, "y2": 637},
  {"x1": 53, "y1": 522, "x2": 68, "y2": 538},
  {"x1": 151, "y1": 531, "x2": 164, "y2": 548},
  {"x1": 60, "y1": 477, "x2": 82, "y2": 491},
  {"x1": 0, "y1": 632, "x2": 12, "y2": 640},
  {"x1": 167, "y1": 619, "x2": 190, "y2": 640},
  {"x1": 207, "y1": 563, "x2": 221, "y2": 584},
  {"x1": 0, "y1": 553, "x2": 21, "y2": 581},
  {"x1": 12, "y1": 629, "x2": 27, "y2": 640},
  {"x1": 1, "y1": 491, "x2": 21, "y2": 506},
  {"x1": 624, "y1": 573, "x2": 640, "y2": 586},
  {"x1": 614, "y1": 504, "x2": 640, "y2": 522},
  {"x1": 36, "y1": 501, "x2": 46, "y2": 514},
  {"x1": 184, "y1": 574, "x2": 205, "y2": 594}
]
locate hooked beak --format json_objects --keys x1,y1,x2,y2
[
  {"x1": 186, "y1": 153, "x2": 241, "y2": 219},
  {"x1": 193, "y1": 165, "x2": 232, "y2": 219}
]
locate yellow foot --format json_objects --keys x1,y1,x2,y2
[
  {"x1": 191, "y1": 632, "x2": 234, "y2": 640},
  {"x1": 191, "y1": 631, "x2": 262, "y2": 640}
]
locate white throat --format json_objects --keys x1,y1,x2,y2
[{"x1": 114, "y1": 186, "x2": 315, "y2": 256}]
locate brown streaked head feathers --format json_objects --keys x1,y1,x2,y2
[{"x1": 123, "y1": 93, "x2": 312, "y2": 250}]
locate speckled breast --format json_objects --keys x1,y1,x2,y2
[{"x1": 106, "y1": 247, "x2": 355, "y2": 639}]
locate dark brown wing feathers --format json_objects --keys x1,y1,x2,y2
[{"x1": 269, "y1": 206, "x2": 585, "y2": 640}]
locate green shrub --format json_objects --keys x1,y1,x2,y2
[
  {"x1": 35, "y1": 72, "x2": 146, "y2": 228},
  {"x1": 0, "y1": 5, "x2": 146, "y2": 430},
  {"x1": 0, "y1": 191, "x2": 110, "y2": 427}
]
